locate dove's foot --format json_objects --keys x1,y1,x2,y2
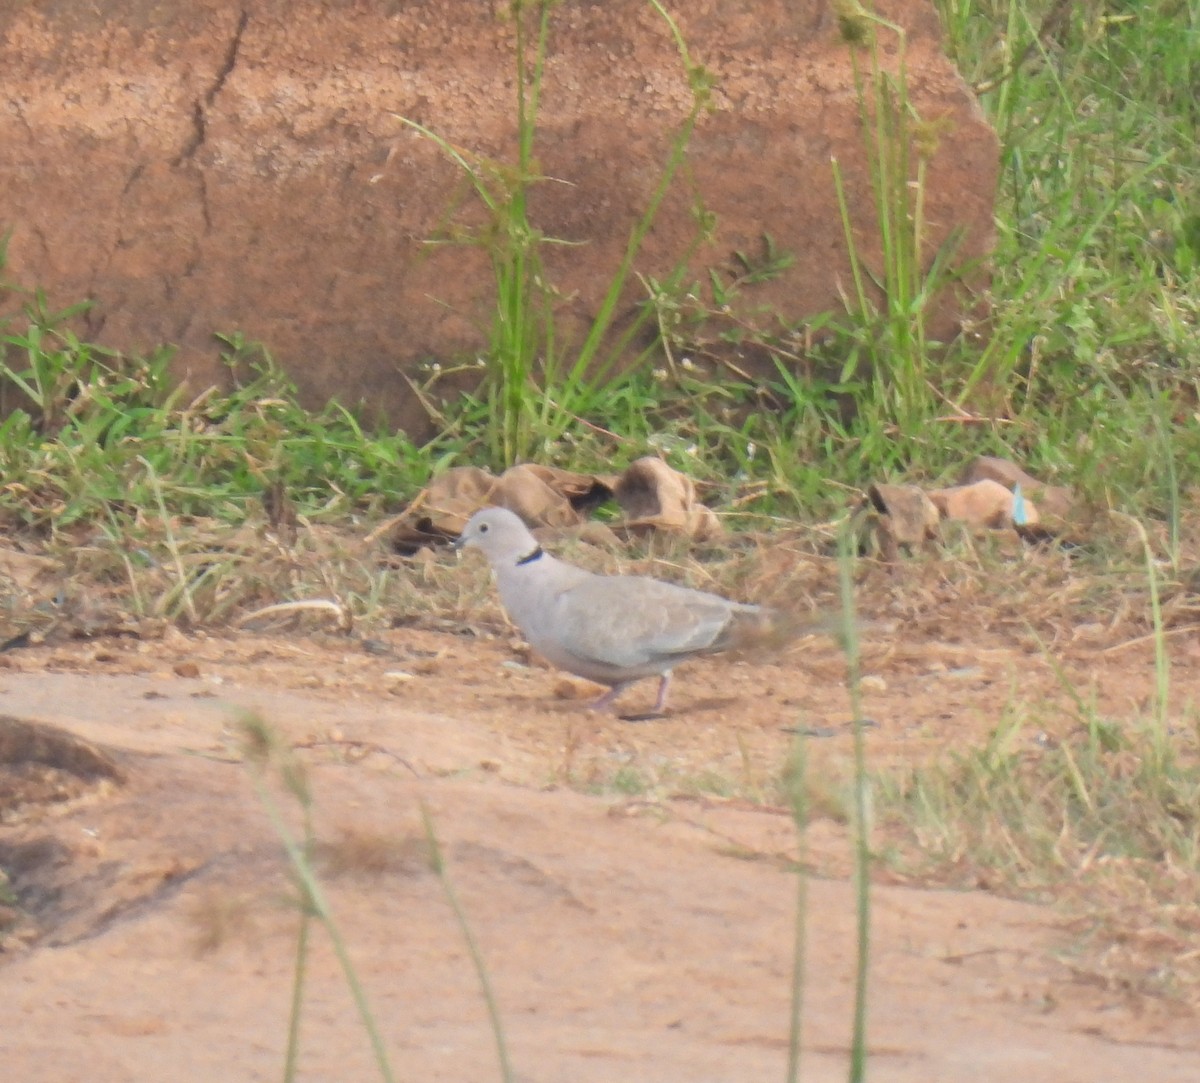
[
  {"x1": 587, "y1": 684, "x2": 629, "y2": 713},
  {"x1": 617, "y1": 709, "x2": 666, "y2": 723},
  {"x1": 587, "y1": 672, "x2": 673, "y2": 720}
]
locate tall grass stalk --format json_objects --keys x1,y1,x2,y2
[
  {"x1": 785, "y1": 528, "x2": 873, "y2": 1083},
  {"x1": 548, "y1": 0, "x2": 714, "y2": 412},
  {"x1": 398, "y1": 0, "x2": 553, "y2": 468},
  {"x1": 399, "y1": 0, "x2": 712, "y2": 467},
  {"x1": 258, "y1": 794, "x2": 395, "y2": 1082},
  {"x1": 829, "y1": 6, "x2": 961, "y2": 439},
  {"x1": 1154, "y1": 402, "x2": 1183, "y2": 571},
  {"x1": 837, "y1": 521, "x2": 870, "y2": 1082},
  {"x1": 283, "y1": 899, "x2": 314, "y2": 1083},
  {"x1": 1120, "y1": 513, "x2": 1172, "y2": 765},
  {"x1": 238, "y1": 715, "x2": 396, "y2": 1083},
  {"x1": 420, "y1": 802, "x2": 514, "y2": 1083},
  {"x1": 783, "y1": 740, "x2": 809, "y2": 1083},
  {"x1": 283, "y1": 798, "x2": 316, "y2": 1083}
]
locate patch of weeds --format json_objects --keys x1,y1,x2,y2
[
  {"x1": 0, "y1": 864, "x2": 34, "y2": 949},
  {"x1": 315, "y1": 825, "x2": 430, "y2": 880},
  {"x1": 608, "y1": 765, "x2": 653, "y2": 797},
  {"x1": 929, "y1": 0, "x2": 1199, "y2": 508},
  {"x1": 795, "y1": 760, "x2": 857, "y2": 826},
  {"x1": 875, "y1": 705, "x2": 1200, "y2": 1000},
  {"x1": 0, "y1": 867, "x2": 17, "y2": 908},
  {"x1": 671, "y1": 768, "x2": 745, "y2": 801},
  {"x1": 187, "y1": 889, "x2": 258, "y2": 957},
  {"x1": 0, "y1": 280, "x2": 440, "y2": 540},
  {"x1": 572, "y1": 755, "x2": 783, "y2": 806},
  {"x1": 1, "y1": 0, "x2": 1196, "y2": 535}
]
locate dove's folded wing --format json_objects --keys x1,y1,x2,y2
[{"x1": 550, "y1": 576, "x2": 741, "y2": 669}]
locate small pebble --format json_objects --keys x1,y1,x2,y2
[{"x1": 554, "y1": 676, "x2": 599, "y2": 701}]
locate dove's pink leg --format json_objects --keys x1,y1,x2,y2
[
  {"x1": 588, "y1": 683, "x2": 629, "y2": 712},
  {"x1": 589, "y1": 671, "x2": 672, "y2": 716},
  {"x1": 651, "y1": 671, "x2": 672, "y2": 714}
]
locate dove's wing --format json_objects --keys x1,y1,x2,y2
[{"x1": 547, "y1": 574, "x2": 750, "y2": 670}]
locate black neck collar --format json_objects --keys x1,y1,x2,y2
[{"x1": 516, "y1": 546, "x2": 544, "y2": 566}]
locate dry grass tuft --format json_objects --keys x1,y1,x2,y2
[
  {"x1": 186, "y1": 888, "x2": 258, "y2": 956},
  {"x1": 315, "y1": 826, "x2": 432, "y2": 880},
  {"x1": 874, "y1": 705, "x2": 1200, "y2": 1008}
]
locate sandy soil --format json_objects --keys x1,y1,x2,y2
[{"x1": 2, "y1": 618, "x2": 1199, "y2": 1082}]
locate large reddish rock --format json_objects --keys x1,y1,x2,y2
[{"x1": 0, "y1": 0, "x2": 997, "y2": 432}]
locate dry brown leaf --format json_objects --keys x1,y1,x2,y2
[
  {"x1": 612, "y1": 456, "x2": 724, "y2": 541},
  {"x1": 491, "y1": 464, "x2": 605, "y2": 529},
  {"x1": 856, "y1": 484, "x2": 940, "y2": 561},
  {"x1": 387, "y1": 464, "x2": 614, "y2": 553},
  {"x1": 929, "y1": 478, "x2": 1040, "y2": 529},
  {"x1": 574, "y1": 520, "x2": 625, "y2": 550},
  {"x1": 868, "y1": 484, "x2": 940, "y2": 542},
  {"x1": 960, "y1": 456, "x2": 1075, "y2": 521},
  {"x1": 387, "y1": 455, "x2": 726, "y2": 552},
  {"x1": 960, "y1": 455, "x2": 1042, "y2": 491}
]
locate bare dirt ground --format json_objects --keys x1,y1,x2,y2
[{"x1": 3, "y1": 610, "x2": 1200, "y2": 1081}]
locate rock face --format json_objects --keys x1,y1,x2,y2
[{"x1": 1, "y1": 0, "x2": 997, "y2": 433}]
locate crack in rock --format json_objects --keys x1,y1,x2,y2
[
  {"x1": 7, "y1": 98, "x2": 34, "y2": 143},
  {"x1": 172, "y1": 7, "x2": 249, "y2": 166}
]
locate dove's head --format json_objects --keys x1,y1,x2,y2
[{"x1": 454, "y1": 507, "x2": 541, "y2": 567}]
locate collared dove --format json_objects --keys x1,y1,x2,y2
[{"x1": 455, "y1": 506, "x2": 778, "y2": 715}]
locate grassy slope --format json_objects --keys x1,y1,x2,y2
[{"x1": 1, "y1": 2, "x2": 1196, "y2": 529}]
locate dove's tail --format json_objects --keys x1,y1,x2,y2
[{"x1": 724, "y1": 606, "x2": 863, "y2": 657}]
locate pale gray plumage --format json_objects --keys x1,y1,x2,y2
[{"x1": 455, "y1": 506, "x2": 772, "y2": 714}]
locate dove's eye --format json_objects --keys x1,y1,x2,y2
[{"x1": 479, "y1": 523, "x2": 490, "y2": 534}]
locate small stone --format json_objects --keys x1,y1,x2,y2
[{"x1": 554, "y1": 676, "x2": 600, "y2": 701}]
